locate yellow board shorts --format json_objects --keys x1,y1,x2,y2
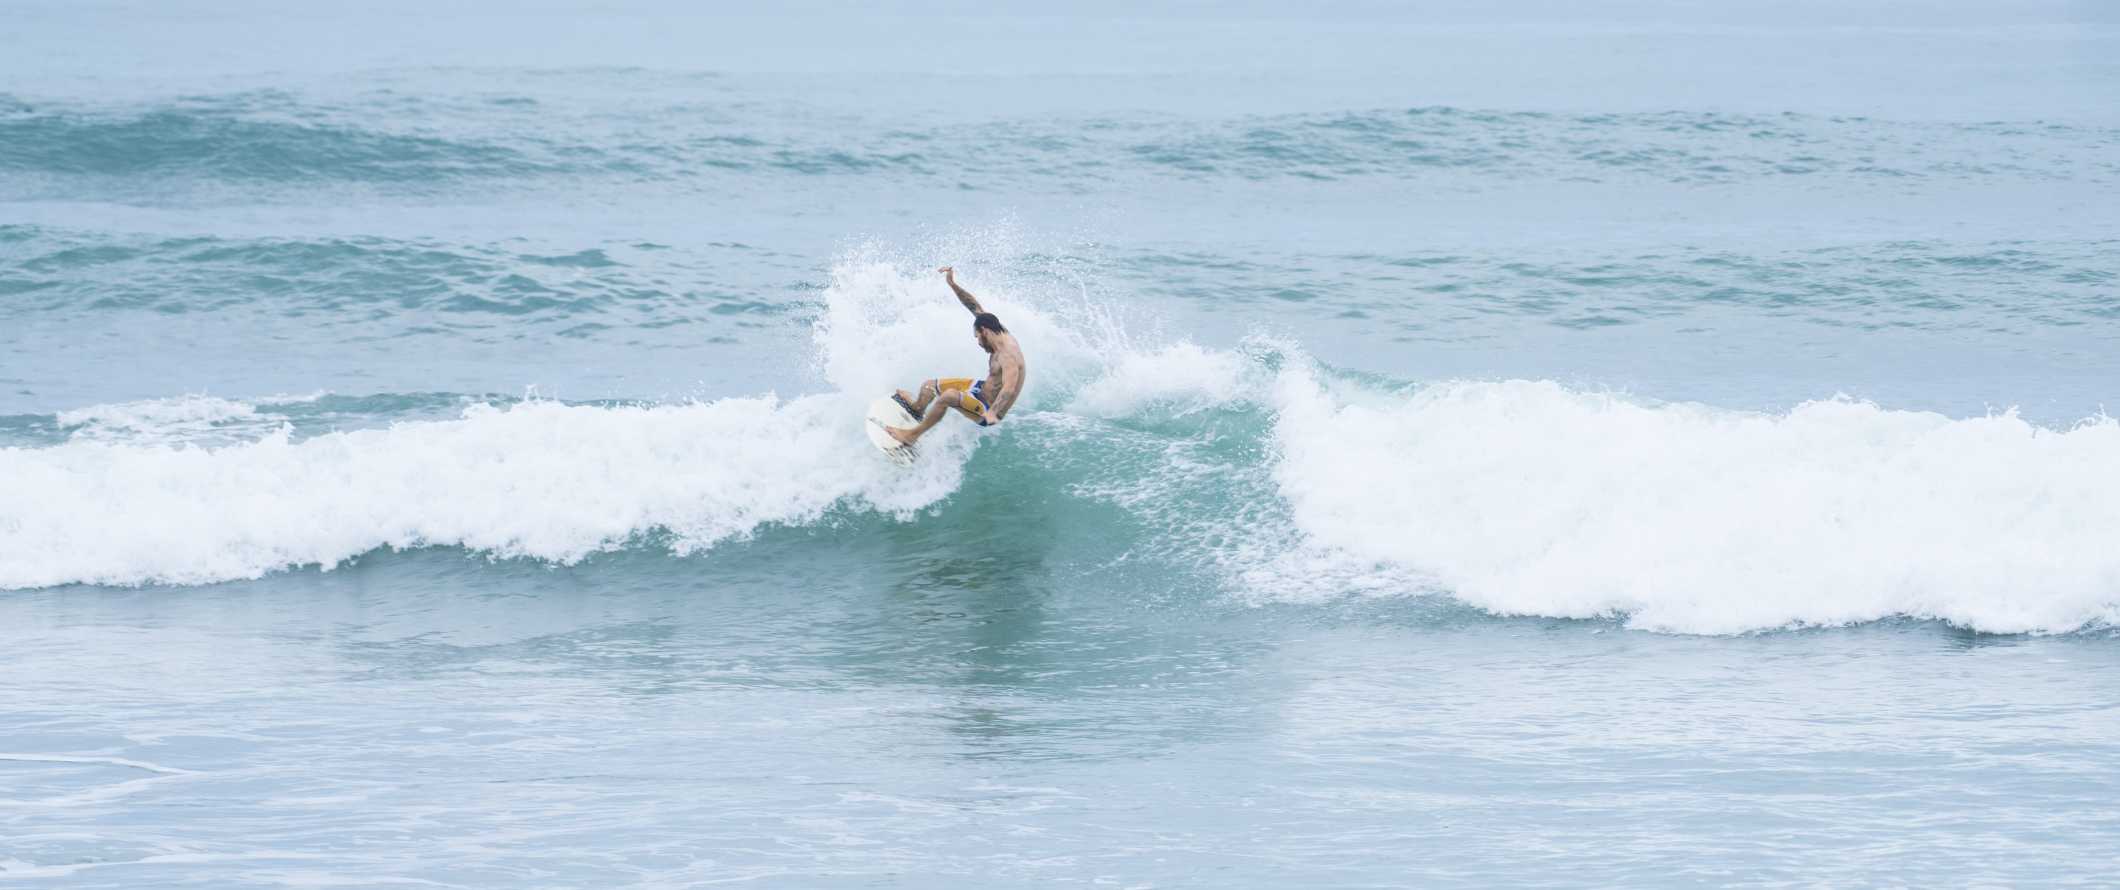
[{"x1": 936, "y1": 378, "x2": 994, "y2": 425}]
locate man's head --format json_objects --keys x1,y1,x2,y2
[{"x1": 972, "y1": 312, "x2": 1006, "y2": 351}]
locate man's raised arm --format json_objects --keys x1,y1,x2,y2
[{"x1": 938, "y1": 266, "x2": 983, "y2": 315}]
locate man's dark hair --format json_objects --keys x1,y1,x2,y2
[{"x1": 973, "y1": 312, "x2": 1007, "y2": 334}]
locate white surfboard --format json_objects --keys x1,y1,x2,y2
[{"x1": 864, "y1": 396, "x2": 919, "y2": 465}]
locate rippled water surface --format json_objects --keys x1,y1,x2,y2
[{"x1": 5, "y1": 1, "x2": 2120, "y2": 886}]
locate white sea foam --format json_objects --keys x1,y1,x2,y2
[
  {"x1": 55, "y1": 394, "x2": 260, "y2": 429},
  {"x1": 49, "y1": 391, "x2": 336, "y2": 447},
  {"x1": 1, "y1": 394, "x2": 965, "y2": 589},
  {"x1": 56, "y1": 394, "x2": 274, "y2": 445},
  {"x1": 1264, "y1": 365, "x2": 2120, "y2": 634}
]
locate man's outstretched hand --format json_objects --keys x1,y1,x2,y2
[{"x1": 939, "y1": 265, "x2": 981, "y2": 313}]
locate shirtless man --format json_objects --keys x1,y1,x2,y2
[{"x1": 887, "y1": 267, "x2": 1026, "y2": 446}]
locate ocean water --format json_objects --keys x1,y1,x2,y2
[{"x1": 6, "y1": 2, "x2": 2120, "y2": 886}]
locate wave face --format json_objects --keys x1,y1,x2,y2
[{"x1": 5, "y1": 257, "x2": 2120, "y2": 635}]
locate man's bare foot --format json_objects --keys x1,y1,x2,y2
[{"x1": 887, "y1": 425, "x2": 918, "y2": 446}]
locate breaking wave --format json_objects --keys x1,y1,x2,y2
[{"x1": 4, "y1": 257, "x2": 2118, "y2": 635}]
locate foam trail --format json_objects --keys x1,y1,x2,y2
[{"x1": 1267, "y1": 366, "x2": 2120, "y2": 634}]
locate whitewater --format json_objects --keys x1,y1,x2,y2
[{"x1": 7, "y1": 2, "x2": 2120, "y2": 887}]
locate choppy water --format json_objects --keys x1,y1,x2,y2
[{"x1": 5, "y1": 2, "x2": 2120, "y2": 886}]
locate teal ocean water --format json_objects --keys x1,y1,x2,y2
[{"x1": 5, "y1": 2, "x2": 2120, "y2": 886}]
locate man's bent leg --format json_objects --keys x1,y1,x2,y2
[
  {"x1": 896, "y1": 379, "x2": 941, "y2": 414},
  {"x1": 893, "y1": 380, "x2": 936, "y2": 421},
  {"x1": 888, "y1": 387, "x2": 966, "y2": 446}
]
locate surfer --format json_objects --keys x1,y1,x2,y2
[{"x1": 887, "y1": 267, "x2": 1026, "y2": 446}]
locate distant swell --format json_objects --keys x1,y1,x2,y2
[
  {"x1": 0, "y1": 108, "x2": 541, "y2": 184},
  {"x1": 0, "y1": 226, "x2": 785, "y2": 329},
  {"x1": 3, "y1": 89, "x2": 2113, "y2": 196}
]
